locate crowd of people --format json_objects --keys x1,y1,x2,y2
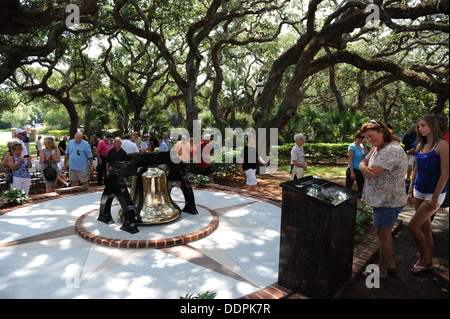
[
  {"x1": 1, "y1": 130, "x2": 219, "y2": 194},
  {"x1": 2, "y1": 113, "x2": 449, "y2": 280}
]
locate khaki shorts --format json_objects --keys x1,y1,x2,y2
[
  {"x1": 408, "y1": 154, "x2": 416, "y2": 166},
  {"x1": 69, "y1": 166, "x2": 90, "y2": 183},
  {"x1": 291, "y1": 166, "x2": 304, "y2": 180}
]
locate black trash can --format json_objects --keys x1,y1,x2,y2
[{"x1": 278, "y1": 176, "x2": 358, "y2": 298}]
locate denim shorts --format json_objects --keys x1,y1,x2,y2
[{"x1": 373, "y1": 206, "x2": 404, "y2": 228}]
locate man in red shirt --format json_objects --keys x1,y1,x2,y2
[{"x1": 195, "y1": 134, "x2": 215, "y2": 183}]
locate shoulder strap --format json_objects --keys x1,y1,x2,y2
[{"x1": 433, "y1": 140, "x2": 443, "y2": 151}]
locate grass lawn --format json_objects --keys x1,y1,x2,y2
[
  {"x1": 277, "y1": 163, "x2": 347, "y2": 180},
  {"x1": 0, "y1": 140, "x2": 8, "y2": 155},
  {"x1": 1, "y1": 141, "x2": 38, "y2": 157}
]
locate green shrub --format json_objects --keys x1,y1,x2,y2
[
  {"x1": 1, "y1": 189, "x2": 28, "y2": 206},
  {"x1": 277, "y1": 143, "x2": 351, "y2": 163},
  {"x1": 355, "y1": 200, "x2": 373, "y2": 234},
  {"x1": 186, "y1": 150, "x2": 240, "y2": 180},
  {"x1": 196, "y1": 175, "x2": 210, "y2": 187},
  {"x1": 180, "y1": 291, "x2": 217, "y2": 299}
]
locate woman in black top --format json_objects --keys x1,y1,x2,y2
[{"x1": 239, "y1": 135, "x2": 267, "y2": 191}]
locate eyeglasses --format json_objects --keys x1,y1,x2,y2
[{"x1": 367, "y1": 120, "x2": 381, "y2": 128}]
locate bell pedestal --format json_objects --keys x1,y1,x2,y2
[{"x1": 119, "y1": 167, "x2": 181, "y2": 225}]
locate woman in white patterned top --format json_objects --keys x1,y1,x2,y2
[{"x1": 359, "y1": 120, "x2": 407, "y2": 281}]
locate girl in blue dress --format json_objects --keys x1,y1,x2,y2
[{"x1": 407, "y1": 115, "x2": 449, "y2": 275}]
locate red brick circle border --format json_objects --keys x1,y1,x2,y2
[{"x1": 75, "y1": 204, "x2": 219, "y2": 248}]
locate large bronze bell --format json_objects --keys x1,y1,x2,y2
[{"x1": 118, "y1": 166, "x2": 181, "y2": 225}]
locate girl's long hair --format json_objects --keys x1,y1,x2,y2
[{"x1": 416, "y1": 114, "x2": 443, "y2": 152}]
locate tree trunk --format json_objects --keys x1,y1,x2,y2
[
  {"x1": 184, "y1": 84, "x2": 199, "y2": 137},
  {"x1": 63, "y1": 99, "x2": 79, "y2": 139}
]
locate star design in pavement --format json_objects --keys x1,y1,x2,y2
[{"x1": 0, "y1": 190, "x2": 281, "y2": 298}]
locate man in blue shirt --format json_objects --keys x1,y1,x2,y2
[
  {"x1": 157, "y1": 136, "x2": 169, "y2": 151},
  {"x1": 63, "y1": 132, "x2": 94, "y2": 188}
]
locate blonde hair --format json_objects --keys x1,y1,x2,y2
[
  {"x1": 11, "y1": 143, "x2": 23, "y2": 152},
  {"x1": 44, "y1": 136, "x2": 56, "y2": 149}
]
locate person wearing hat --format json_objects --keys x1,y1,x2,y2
[
  {"x1": 139, "y1": 134, "x2": 151, "y2": 152},
  {"x1": 15, "y1": 128, "x2": 29, "y2": 158},
  {"x1": 96, "y1": 133, "x2": 113, "y2": 186},
  {"x1": 35, "y1": 135, "x2": 43, "y2": 154}
]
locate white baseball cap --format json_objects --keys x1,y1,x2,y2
[{"x1": 16, "y1": 128, "x2": 26, "y2": 134}]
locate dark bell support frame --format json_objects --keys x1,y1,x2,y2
[{"x1": 97, "y1": 151, "x2": 198, "y2": 234}]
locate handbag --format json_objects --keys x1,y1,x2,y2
[
  {"x1": 43, "y1": 151, "x2": 57, "y2": 182},
  {"x1": 43, "y1": 165, "x2": 57, "y2": 181},
  {"x1": 5, "y1": 170, "x2": 13, "y2": 183}
]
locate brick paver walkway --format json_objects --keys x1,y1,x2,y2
[{"x1": 339, "y1": 224, "x2": 449, "y2": 299}]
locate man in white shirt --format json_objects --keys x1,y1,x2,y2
[
  {"x1": 15, "y1": 128, "x2": 29, "y2": 158},
  {"x1": 121, "y1": 134, "x2": 139, "y2": 154},
  {"x1": 35, "y1": 135, "x2": 43, "y2": 154},
  {"x1": 291, "y1": 133, "x2": 307, "y2": 180}
]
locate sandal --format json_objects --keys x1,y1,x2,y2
[{"x1": 410, "y1": 264, "x2": 432, "y2": 275}]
